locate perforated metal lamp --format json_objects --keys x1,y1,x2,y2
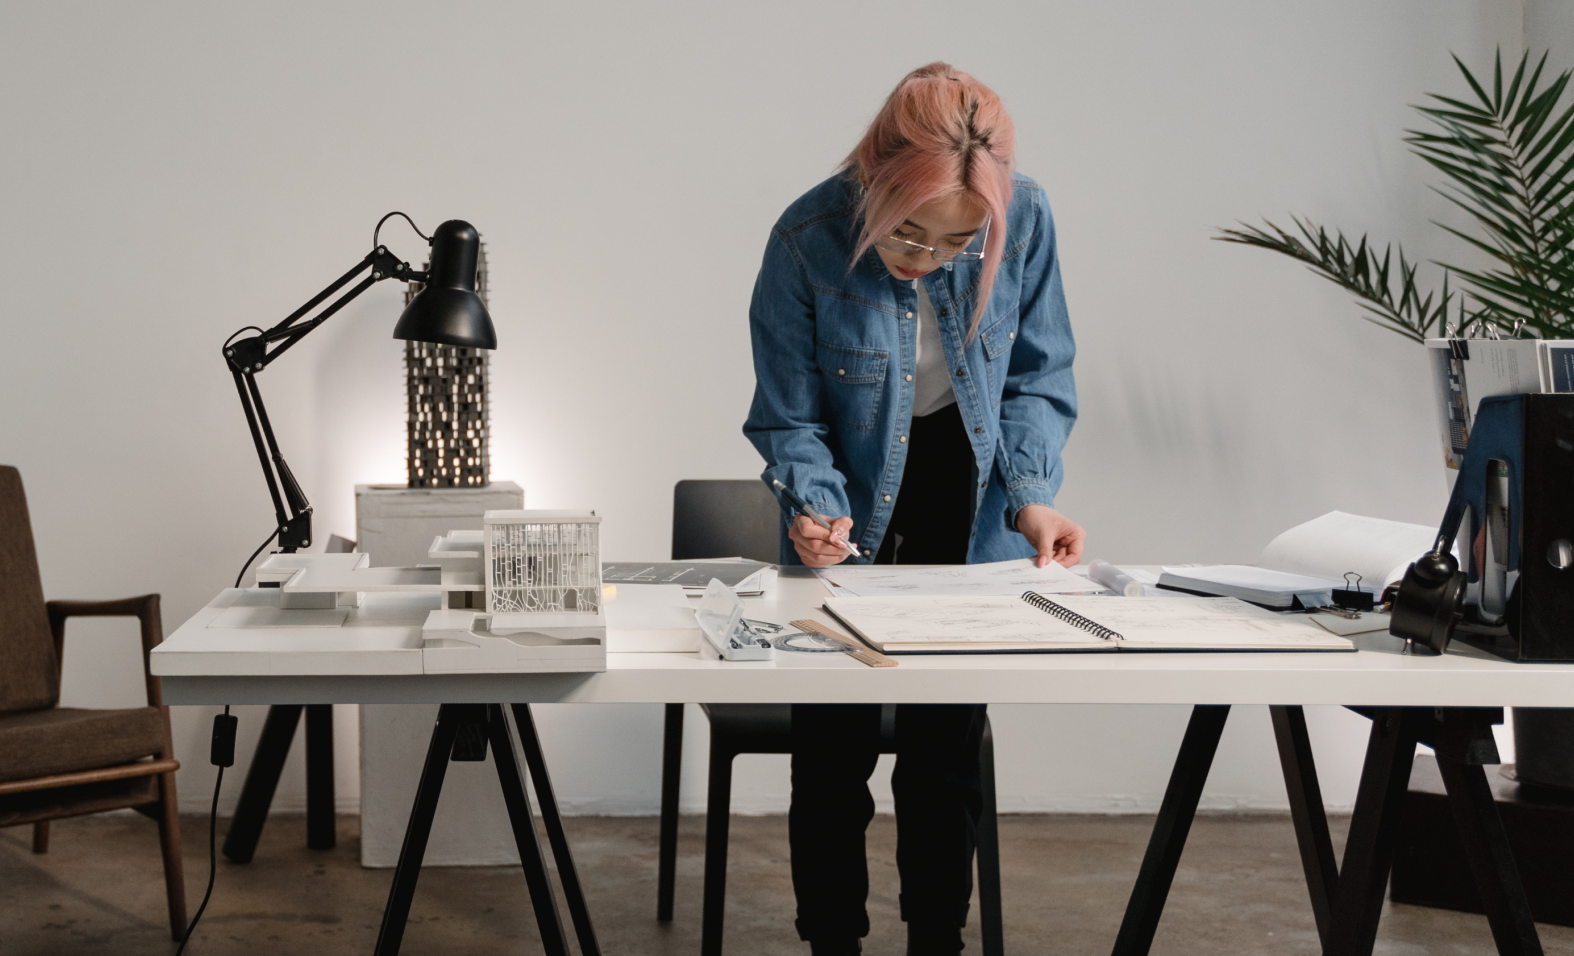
[
  {"x1": 393, "y1": 220, "x2": 497, "y2": 349},
  {"x1": 222, "y1": 213, "x2": 496, "y2": 554}
]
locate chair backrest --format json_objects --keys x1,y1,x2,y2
[
  {"x1": 671, "y1": 480, "x2": 780, "y2": 562},
  {"x1": 0, "y1": 466, "x2": 59, "y2": 713}
]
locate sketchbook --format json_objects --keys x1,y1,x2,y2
[{"x1": 822, "y1": 592, "x2": 1355, "y2": 654}]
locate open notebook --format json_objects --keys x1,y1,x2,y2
[{"x1": 822, "y1": 591, "x2": 1355, "y2": 654}]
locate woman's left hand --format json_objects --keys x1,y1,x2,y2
[{"x1": 1015, "y1": 505, "x2": 1085, "y2": 568}]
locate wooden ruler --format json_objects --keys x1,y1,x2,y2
[{"x1": 789, "y1": 619, "x2": 898, "y2": 668}]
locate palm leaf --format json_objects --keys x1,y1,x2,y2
[{"x1": 1219, "y1": 47, "x2": 1574, "y2": 342}]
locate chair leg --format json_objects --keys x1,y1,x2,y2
[
  {"x1": 658, "y1": 702, "x2": 684, "y2": 923},
  {"x1": 31, "y1": 821, "x2": 48, "y2": 854},
  {"x1": 700, "y1": 739, "x2": 735, "y2": 956},
  {"x1": 156, "y1": 768, "x2": 188, "y2": 940},
  {"x1": 977, "y1": 716, "x2": 1003, "y2": 956}
]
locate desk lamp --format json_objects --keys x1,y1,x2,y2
[{"x1": 222, "y1": 213, "x2": 497, "y2": 558}]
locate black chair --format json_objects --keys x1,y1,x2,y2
[{"x1": 657, "y1": 479, "x2": 1004, "y2": 956}]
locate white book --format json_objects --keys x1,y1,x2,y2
[
  {"x1": 1155, "y1": 511, "x2": 1439, "y2": 610},
  {"x1": 823, "y1": 592, "x2": 1353, "y2": 654}
]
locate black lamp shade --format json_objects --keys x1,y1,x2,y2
[{"x1": 393, "y1": 219, "x2": 497, "y2": 349}]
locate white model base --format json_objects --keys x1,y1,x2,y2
[{"x1": 421, "y1": 609, "x2": 607, "y2": 674}]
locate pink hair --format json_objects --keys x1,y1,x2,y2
[{"x1": 844, "y1": 62, "x2": 1016, "y2": 337}]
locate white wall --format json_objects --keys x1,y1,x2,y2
[{"x1": 2, "y1": 1, "x2": 1527, "y2": 818}]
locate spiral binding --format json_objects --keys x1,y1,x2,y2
[{"x1": 1020, "y1": 590, "x2": 1125, "y2": 641}]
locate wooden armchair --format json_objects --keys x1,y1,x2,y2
[{"x1": 0, "y1": 465, "x2": 186, "y2": 940}]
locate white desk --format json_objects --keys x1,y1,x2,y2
[
  {"x1": 153, "y1": 570, "x2": 1573, "y2": 708},
  {"x1": 150, "y1": 569, "x2": 1571, "y2": 956}
]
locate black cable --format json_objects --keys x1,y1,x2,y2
[
  {"x1": 372, "y1": 211, "x2": 429, "y2": 251},
  {"x1": 222, "y1": 326, "x2": 264, "y2": 351},
  {"x1": 176, "y1": 705, "x2": 232, "y2": 956},
  {"x1": 235, "y1": 528, "x2": 279, "y2": 589}
]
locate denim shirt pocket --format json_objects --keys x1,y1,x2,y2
[
  {"x1": 978, "y1": 311, "x2": 1018, "y2": 403},
  {"x1": 816, "y1": 339, "x2": 888, "y2": 431}
]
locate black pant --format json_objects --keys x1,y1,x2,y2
[{"x1": 790, "y1": 402, "x2": 985, "y2": 942}]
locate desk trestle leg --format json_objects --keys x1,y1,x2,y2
[
  {"x1": 1271, "y1": 704, "x2": 1338, "y2": 947},
  {"x1": 1432, "y1": 711, "x2": 1542, "y2": 956},
  {"x1": 512, "y1": 703, "x2": 603, "y2": 956},
  {"x1": 488, "y1": 704, "x2": 570, "y2": 956},
  {"x1": 1326, "y1": 706, "x2": 1541, "y2": 956},
  {"x1": 1110, "y1": 704, "x2": 1231, "y2": 956},
  {"x1": 372, "y1": 703, "x2": 589, "y2": 956},
  {"x1": 221, "y1": 703, "x2": 337, "y2": 862}
]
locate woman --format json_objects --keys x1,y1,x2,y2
[{"x1": 743, "y1": 63, "x2": 1084, "y2": 955}]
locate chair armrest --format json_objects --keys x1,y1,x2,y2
[{"x1": 46, "y1": 595, "x2": 164, "y2": 708}]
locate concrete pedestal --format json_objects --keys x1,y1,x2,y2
[{"x1": 356, "y1": 482, "x2": 526, "y2": 867}]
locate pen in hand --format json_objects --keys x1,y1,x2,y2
[{"x1": 772, "y1": 479, "x2": 862, "y2": 559}]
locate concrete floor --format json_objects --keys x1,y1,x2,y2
[{"x1": 4, "y1": 812, "x2": 1572, "y2": 955}]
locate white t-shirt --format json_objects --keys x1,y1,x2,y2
[{"x1": 912, "y1": 280, "x2": 957, "y2": 418}]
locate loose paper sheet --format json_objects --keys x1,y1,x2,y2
[{"x1": 816, "y1": 558, "x2": 1091, "y2": 598}]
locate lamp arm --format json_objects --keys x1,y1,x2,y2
[{"x1": 222, "y1": 245, "x2": 427, "y2": 553}]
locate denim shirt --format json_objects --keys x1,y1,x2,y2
[{"x1": 743, "y1": 171, "x2": 1077, "y2": 565}]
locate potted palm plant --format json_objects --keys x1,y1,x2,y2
[{"x1": 1218, "y1": 49, "x2": 1574, "y2": 790}]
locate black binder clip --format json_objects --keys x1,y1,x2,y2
[{"x1": 1331, "y1": 572, "x2": 1375, "y2": 612}]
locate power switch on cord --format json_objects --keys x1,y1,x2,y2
[{"x1": 211, "y1": 713, "x2": 238, "y2": 768}]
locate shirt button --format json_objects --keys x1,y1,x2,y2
[
  {"x1": 1009, "y1": 331, "x2": 1015, "y2": 340},
  {"x1": 883, "y1": 494, "x2": 892, "y2": 502},
  {"x1": 905, "y1": 311, "x2": 914, "y2": 319},
  {"x1": 863, "y1": 548, "x2": 871, "y2": 556},
  {"x1": 905, "y1": 374, "x2": 913, "y2": 382},
  {"x1": 899, "y1": 435, "x2": 907, "y2": 443},
  {"x1": 838, "y1": 368, "x2": 846, "y2": 376},
  {"x1": 980, "y1": 481, "x2": 987, "y2": 488},
  {"x1": 974, "y1": 426, "x2": 983, "y2": 434},
  {"x1": 955, "y1": 368, "x2": 966, "y2": 377}
]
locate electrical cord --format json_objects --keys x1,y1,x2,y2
[
  {"x1": 372, "y1": 211, "x2": 429, "y2": 251},
  {"x1": 235, "y1": 528, "x2": 279, "y2": 589},
  {"x1": 176, "y1": 706, "x2": 237, "y2": 955}
]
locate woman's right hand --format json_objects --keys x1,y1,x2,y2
[{"x1": 789, "y1": 515, "x2": 856, "y2": 567}]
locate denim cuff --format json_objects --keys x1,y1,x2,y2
[{"x1": 1004, "y1": 480, "x2": 1056, "y2": 529}]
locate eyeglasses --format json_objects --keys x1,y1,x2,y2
[{"x1": 874, "y1": 217, "x2": 990, "y2": 263}]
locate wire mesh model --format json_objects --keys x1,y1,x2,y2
[
  {"x1": 486, "y1": 511, "x2": 603, "y2": 615},
  {"x1": 406, "y1": 241, "x2": 490, "y2": 488}
]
